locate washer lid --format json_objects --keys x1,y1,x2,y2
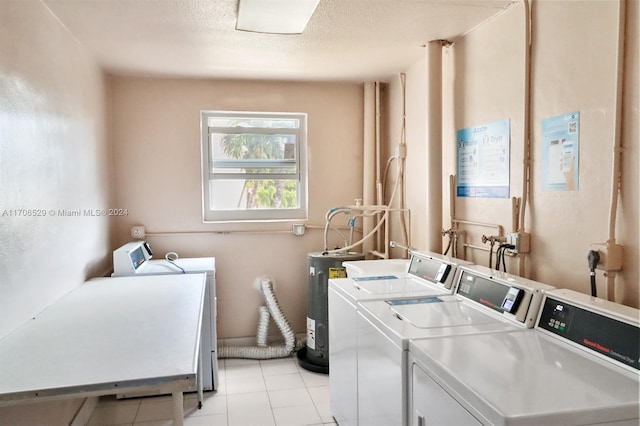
[
  {"x1": 343, "y1": 259, "x2": 409, "y2": 278},
  {"x1": 409, "y1": 330, "x2": 640, "y2": 425},
  {"x1": 354, "y1": 276, "x2": 440, "y2": 295},
  {"x1": 330, "y1": 276, "x2": 450, "y2": 303},
  {"x1": 357, "y1": 297, "x2": 518, "y2": 348},
  {"x1": 391, "y1": 298, "x2": 500, "y2": 329}
]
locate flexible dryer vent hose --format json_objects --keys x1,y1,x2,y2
[{"x1": 219, "y1": 276, "x2": 305, "y2": 360}]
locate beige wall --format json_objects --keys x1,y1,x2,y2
[
  {"x1": 386, "y1": 0, "x2": 639, "y2": 308},
  {"x1": 527, "y1": 0, "x2": 638, "y2": 307},
  {"x1": 110, "y1": 76, "x2": 364, "y2": 338},
  {"x1": 443, "y1": 3, "x2": 526, "y2": 262},
  {"x1": 0, "y1": 0, "x2": 111, "y2": 423}
]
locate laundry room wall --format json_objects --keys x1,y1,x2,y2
[
  {"x1": 523, "y1": 0, "x2": 638, "y2": 308},
  {"x1": 109, "y1": 76, "x2": 364, "y2": 339},
  {"x1": 0, "y1": 0, "x2": 112, "y2": 424},
  {"x1": 441, "y1": 2, "x2": 527, "y2": 270},
  {"x1": 385, "y1": 0, "x2": 639, "y2": 308}
]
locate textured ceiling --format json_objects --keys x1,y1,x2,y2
[{"x1": 43, "y1": 0, "x2": 514, "y2": 82}]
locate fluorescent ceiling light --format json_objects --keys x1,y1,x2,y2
[{"x1": 236, "y1": 0, "x2": 320, "y2": 34}]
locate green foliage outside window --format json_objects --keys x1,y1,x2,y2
[{"x1": 220, "y1": 122, "x2": 297, "y2": 209}]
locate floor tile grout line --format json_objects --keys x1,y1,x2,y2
[
  {"x1": 304, "y1": 386, "x2": 325, "y2": 423},
  {"x1": 132, "y1": 398, "x2": 142, "y2": 425},
  {"x1": 263, "y1": 371, "x2": 278, "y2": 425},
  {"x1": 261, "y1": 359, "x2": 279, "y2": 426}
]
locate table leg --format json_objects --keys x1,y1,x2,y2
[
  {"x1": 172, "y1": 391, "x2": 184, "y2": 426},
  {"x1": 198, "y1": 353, "x2": 204, "y2": 409}
]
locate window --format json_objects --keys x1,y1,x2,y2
[{"x1": 200, "y1": 111, "x2": 308, "y2": 222}]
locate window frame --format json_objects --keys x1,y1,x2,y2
[{"x1": 200, "y1": 110, "x2": 308, "y2": 223}]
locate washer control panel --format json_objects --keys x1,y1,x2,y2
[
  {"x1": 538, "y1": 296, "x2": 640, "y2": 371},
  {"x1": 408, "y1": 255, "x2": 452, "y2": 287}
]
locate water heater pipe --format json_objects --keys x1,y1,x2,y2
[
  {"x1": 363, "y1": 83, "x2": 377, "y2": 258},
  {"x1": 324, "y1": 138, "x2": 404, "y2": 255},
  {"x1": 323, "y1": 206, "x2": 390, "y2": 254},
  {"x1": 380, "y1": 74, "x2": 410, "y2": 254},
  {"x1": 397, "y1": 73, "x2": 410, "y2": 250}
]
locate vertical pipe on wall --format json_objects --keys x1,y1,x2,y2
[
  {"x1": 426, "y1": 43, "x2": 444, "y2": 252},
  {"x1": 397, "y1": 73, "x2": 410, "y2": 250},
  {"x1": 608, "y1": 0, "x2": 626, "y2": 245},
  {"x1": 443, "y1": 44, "x2": 456, "y2": 242},
  {"x1": 512, "y1": 197, "x2": 520, "y2": 234},
  {"x1": 518, "y1": 0, "x2": 533, "y2": 277},
  {"x1": 375, "y1": 82, "x2": 385, "y2": 254},
  {"x1": 606, "y1": 0, "x2": 627, "y2": 301},
  {"x1": 519, "y1": 0, "x2": 532, "y2": 234},
  {"x1": 363, "y1": 83, "x2": 377, "y2": 257},
  {"x1": 449, "y1": 175, "x2": 456, "y2": 229},
  {"x1": 376, "y1": 82, "x2": 382, "y2": 193}
]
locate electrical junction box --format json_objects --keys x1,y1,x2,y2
[
  {"x1": 590, "y1": 243, "x2": 623, "y2": 272},
  {"x1": 506, "y1": 232, "x2": 530, "y2": 254}
]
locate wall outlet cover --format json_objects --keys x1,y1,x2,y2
[{"x1": 131, "y1": 225, "x2": 145, "y2": 239}]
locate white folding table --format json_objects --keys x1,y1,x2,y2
[{"x1": 0, "y1": 274, "x2": 206, "y2": 426}]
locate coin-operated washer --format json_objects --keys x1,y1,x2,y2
[
  {"x1": 355, "y1": 264, "x2": 556, "y2": 426},
  {"x1": 297, "y1": 251, "x2": 364, "y2": 374},
  {"x1": 329, "y1": 251, "x2": 473, "y2": 426},
  {"x1": 408, "y1": 289, "x2": 640, "y2": 426}
]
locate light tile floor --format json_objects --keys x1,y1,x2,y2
[{"x1": 87, "y1": 356, "x2": 337, "y2": 426}]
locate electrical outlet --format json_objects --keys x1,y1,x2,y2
[
  {"x1": 292, "y1": 224, "x2": 305, "y2": 236},
  {"x1": 131, "y1": 225, "x2": 145, "y2": 239},
  {"x1": 589, "y1": 243, "x2": 623, "y2": 272},
  {"x1": 506, "y1": 232, "x2": 530, "y2": 254}
]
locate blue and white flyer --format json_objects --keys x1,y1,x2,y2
[
  {"x1": 456, "y1": 118, "x2": 510, "y2": 198},
  {"x1": 542, "y1": 111, "x2": 580, "y2": 191}
]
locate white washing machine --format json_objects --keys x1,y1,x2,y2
[
  {"x1": 343, "y1": 258, "x2": 410, "y2": 278},
  {"x1": 328, "y1": 251, "x2": 472, "y2": 426},
  {"x1": 356, "y1": 264, "x2": 556, "y2": 426},
  {"x1": 408, "y1": 288, "x2": 640, "y2": 426},
  {"x1": 111, "y1": 242, "x2": 218, "y2": 394}
]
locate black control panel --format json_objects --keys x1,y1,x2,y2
[
  {"x1": 538, "y1": 297, "x2": 640, "y2": 371},
  {"x1": 130, "y1": 246, "x2": 147, "y2": 270},
  {"x1": 408, "y1": 256, "x2": 452, "y2": 285},
  {"x1": 457, "y1": 271, "x2": 525, "y2": 315},
  {"x1": 455, "y1": 271, "x2": 513, "y2": 314}
]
